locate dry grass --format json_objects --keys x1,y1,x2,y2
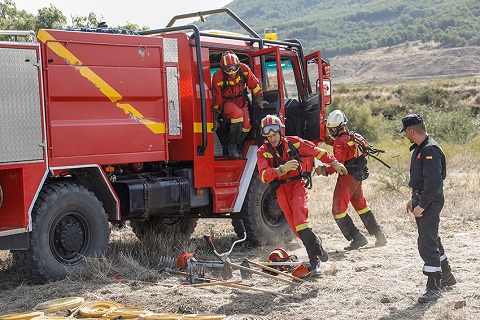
[{"x1": 1, "y1": 161, "x2": 480, "y2": 319}]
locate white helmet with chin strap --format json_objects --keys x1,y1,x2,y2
[{"x1": 326, "y1": 110, "x2": 348, "y2": 137}]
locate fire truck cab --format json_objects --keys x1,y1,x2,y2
[{"x1": 0, "y1": 9, "x2": 331, "y2": 283}]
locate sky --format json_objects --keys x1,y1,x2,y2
[{"x1": 13, "y1": 0, "x2": 233, "y2": 29}]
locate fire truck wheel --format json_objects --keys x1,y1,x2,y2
[
  {"x1": 130, "y1": 216, "x2": 198, "y2": 241},
  {"x1": 12, "y1": 182, "x2": 110, "y2": 284},
  {"x1": 233, "y1": 172, "x2": 294, "y2": 245}
]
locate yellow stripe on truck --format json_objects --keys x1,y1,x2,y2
[
  {"x1": 194, "y1": 122, "x2": 214, "y2": 133},
  {"x1": 37, "y1": 30, "x2": 166, "y2": 134}
]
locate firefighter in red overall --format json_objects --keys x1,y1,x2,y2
[
  {"x1": 317, "y1": 110, "x2": 387, "y2": 250},
  {"x1": 212, "y1": 51, "x2": 269, "y2": 158},
  {"x1": 256, "y1": 115, "x2": 348, "y2": 276}
]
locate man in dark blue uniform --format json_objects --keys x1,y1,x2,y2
[{"x1": 400, "y1": 114, "x2": 456, "y2": 303}]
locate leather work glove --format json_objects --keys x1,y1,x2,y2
[
  {"x1": 255, "y1": 94, "x2": 269, "y2": 109},
  {"x1": 315, "y1": 166, "x2": 329, "y2": 177},
  {"x1": 329, "y1": 160, "x2": 348, "y2": 175},
  {"x1": 281, "y1": 159, "x2": 299, "y2": 173}
]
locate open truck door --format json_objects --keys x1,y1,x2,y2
[
  {"x1": 249, "y1": 46, "x2": 285, "y2": 144},
  {"x1": 302, "y1": 51, "x2": 331, "y2": 143}
]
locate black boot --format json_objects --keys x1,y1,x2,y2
[
  {"x1": 298, "y1": 228, "x2": 328, "y2": 276},
  {"x1": 336, "y1": 215, "x2": 368, "y2": 250},
  {"x1": 441, "y1": 260, "x2": 457, "y2": 287},
  {"x1": 359, "y1": 210, "x2": 387, "y2": 247},
  {"x1": 418, "y1": 274, "x2": 442, "y2": 303},
  {"x1": 228, "y1": 122, "x2": 243, "y2": 158}
]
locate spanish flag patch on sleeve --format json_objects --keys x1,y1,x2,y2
[{"x1": 426, "y1": 155, "x2": 433, "y2": 160}]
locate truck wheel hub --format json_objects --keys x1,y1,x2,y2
[{"x1": 57, "y1": 218, "x2": 84, "y2": 253}]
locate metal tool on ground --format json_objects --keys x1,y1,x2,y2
[
  {"x1": 243, "y1": 259, "x2": 306, "y2": 282},
  {"x1": 202, "y1": 220, "x2": 297, "y2": 284},
  {"x1": 202, "y1": 219, "x2": 247, "y2": 280},
  {"x1": 167, "y1": 269, "x2": 291, "y2": 297}
]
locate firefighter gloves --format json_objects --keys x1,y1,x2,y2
[
  {"x1": 329, "y1": 160, "x2": 348, "y2": 175},
  {"x1": 255, "y1": 94, "x2": 269, "y2": 109},
  {"x1": 281, "y1": 159, "x2": 299, "y2": 173}
]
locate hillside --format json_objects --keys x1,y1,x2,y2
[{"x1": 330, "y1": 41, "x2": 480, "y2": 85}]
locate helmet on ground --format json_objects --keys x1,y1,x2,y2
[
  {"x1": 268, "y1": 248, "x2": 289, "y2": 263},
  {"x1": 221, "y1": 51, "x2": 240, "y2": 77},
  {"x1": 260, "y1": 114, "x2": 285, "y2": 137},
  {"x1": 265, "y1": 248, "x2": 295, "y2": 273},
  {"x1": 326, "y1": 110, "x2": 348, "y2": 137}
]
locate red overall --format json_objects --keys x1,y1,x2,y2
[
  {"x1": 212, "y1": 63, "x2": 262, "y2": 132},
  {"x1": 327, "y1": 132, "x2": 370, "y2": 218},
  {"x1": 257, "y1": 136, "x2": 336, "y2": 237}
]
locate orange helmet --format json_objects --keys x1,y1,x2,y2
[
  {"x1": 260, "y1": 115, "x2": 285, "y2": 137},
  {"x1": 221, "y1": 51, "x2": 240, "y2": 78}
]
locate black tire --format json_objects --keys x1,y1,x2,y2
[
  {"x1": 130, "y1": 216, "x2": 198, "y2": 241},
  {"x1": 232, "y1": 171, "x2": 294, "y2": 245},
  {"x1": 12, "y1": 182, "x2": 110, "y2": 284}
]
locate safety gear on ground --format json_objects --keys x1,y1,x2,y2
[
  {"x1": 292, "y1": 264, "x2": 311, "y2": 278},
  {"x1": 269, "y1": 248, "x2": 289, "y2": 263},
  {"x1": 280, "y1": 159, "x2": 299, "y2": 173},
  {"x1": 315, "y1": 166, "x2": 329, "y2": 176},
  {"x1": 260, "y1": 114, "x2": 285, "y2": 136},
  {"x1": 266, "y1": 248, "x2": 297, "y2": 273},
  {"x1": 329, "y1": 160, "x2": 348, "y2": 175},
  {"x1": 441, "y1": 260, "x2": 456, "y2": 287},
  {"x1": 221, "y1": 51, "x2": 240, "y2": 77},
  {"x1": 418, "y1": 274, "x2": 442, "y2": 303},
  {"x1": 359, "y1": 210, "x2": 387, "y2": 247},
  {"x1": 254, "y1": 94, "x2": 269, "y2": 109}
]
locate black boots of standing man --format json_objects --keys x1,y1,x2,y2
[
  {"x1": 335, "y1": 211, "x2": 386, "y2": 250},
  {"x1": 298, "y1": 228, "x2": 328, "y2": 276},
  {"x1": 418, "y1": 260, "x2": 456, "y2": 303},
  {"x1": 418, "y1": 273, "x2": 442, "y2": 303}
]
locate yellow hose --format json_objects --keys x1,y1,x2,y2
[
  {"x1": 78, "y1": 301, "x2": 123, "y2": 317},
  {"x1": 182, "y1": 315, "x2": 225, "y2": 320},
  {"x1": 103, "y1": 307, "x2": 148, "y2": 319},
  {"x1": 139, "y1": 313, "x2": 183, "y2": 320},
  {"x1": 34, "y1": 297, "x2": 84, "y2": 313},
  {"x1": 0, "y1": 312, "x2": 44, "y2": 320},
  {"x1": 31, "y1": 317, "x2": 70, "y2": 320}
]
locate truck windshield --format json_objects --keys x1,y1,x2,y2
[{"x1": 265, "y1": 60, "x2": 298, "y2": 101}]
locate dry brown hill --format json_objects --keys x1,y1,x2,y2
[{"x1": 330, "y1": 41, "x2": 480, "y2": 85}]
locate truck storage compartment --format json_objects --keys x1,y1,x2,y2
[{"x1": 113, "y1": 177, "x2": 191, "y2": 219}]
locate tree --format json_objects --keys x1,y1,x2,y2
[
  {"x1": 35, "y1": 5, "x2": 66, "y2": 30},
  {"x1": 70, "y1": 12, "x2": 103, "y2": 28}
]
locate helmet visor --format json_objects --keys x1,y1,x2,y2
[
  {"x1": 222, "y1": 64, "x2": 240, "y2": 72},
  {"x1": 262, "y1": 123, "x2": 282, "y2": 136}
]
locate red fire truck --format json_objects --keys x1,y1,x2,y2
[{"x1": 0, "y1": 9, "x2": 331, "y2": 283}]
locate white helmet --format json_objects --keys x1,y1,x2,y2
[{"x1": 326, "y1": 110, "x2": 348, "y2": 128}]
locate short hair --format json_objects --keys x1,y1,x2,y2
[{"x1": 411, "y1": 121, "x2": 426, "y2": 133}]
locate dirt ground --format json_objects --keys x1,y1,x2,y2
[
  {"x1": 1, "y1": 43, "x2": 480, "y2": 319},
  {"x1": 1, "y1": 164, "x2": 479, "y2": 319}
]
